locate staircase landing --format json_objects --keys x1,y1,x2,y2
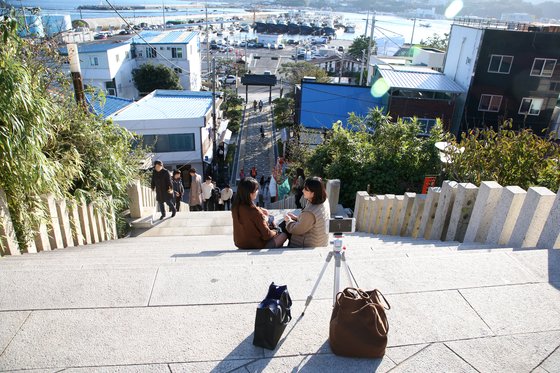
[{"x1": 0, "y1": 226, "x2": 559, "y2": 372}]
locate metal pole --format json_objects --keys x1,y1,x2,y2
[
  {"x1": 363, "y1": 10, "x2": 369, "y2": 38},
  {"x1": 359, "y1": 49, "x2": 365, "y2": 86},
  {"x1": 205, "y1": 6, "x2": 210, "y2": 75},
  {"x1": 410, "y1": 18, "x2": 417, "y2": 45},
  {"x1": 162, "y1": 0, "x2": 166, "y2": 27},
  {"x1": 365, "y1": 12, "x2": 375, "y2": 85},
  {"x1": 212, "y1": 57, "x2": 218, "y2": 176}
]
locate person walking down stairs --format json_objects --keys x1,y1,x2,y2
[
  {"x1": 151, "y1": 160, "x2": 176, "y2": 220},
  {"x1": 172, "y1": 170, "x2": 184, "y2": 212}
]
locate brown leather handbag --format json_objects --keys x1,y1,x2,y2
[{"x1": 329, "y1": 288, "x2": 391, "y2": 358}]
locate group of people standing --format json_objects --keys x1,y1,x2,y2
[{"x1": 151, "y1": 161, "x2": 235, "y2": 220}]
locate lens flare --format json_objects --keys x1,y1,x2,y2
[
  {"x1": 445, "y1": 0, "x2": 464, "y2": 19},
  {"x1": 371, "y1": 78, "x2": 389, "y2": 98}
]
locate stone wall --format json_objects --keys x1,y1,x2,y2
[
  {"x1": 0, "y1": 190, "x2": 117, "y2": 256},
  {"x1": 353, "y1": 181, "x2": 560, "y2": 249}
]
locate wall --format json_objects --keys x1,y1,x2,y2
[
  {"x1": 353, "y1": 181, "x2": 560, "y2": 249},
  {"x1": 388, "y1": 97, "x2": 456, "y2": 130}
]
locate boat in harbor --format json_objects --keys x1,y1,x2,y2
[
  {"x1": 344, "y1": 23, "x2": 356, "y2": 33},
  {"x1": 420, "y1": 22, "x2": 432, "y2": 27},
  {"x1": 288, "y1": 19, "x2": 300, "y2": 34},
  {"x1": 322, "y1": 19, "x2": 336, "y2": 36}
]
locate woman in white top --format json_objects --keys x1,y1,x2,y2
[
  {"x1": 201, "y1": 176, "x2": 214, "y2": 211},
  {"x1": 220, "y1": 184, "x2": 234, "y2": 211}
]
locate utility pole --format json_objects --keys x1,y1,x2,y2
[
  {"x1": 410, "y1": 18, "x2": 417, "y2": 45},
  {"x1": 205, "y1": 6, "x2": 210, "y2": 75},
  {"x1": 162, "y1": 0, "x2": 166, "y2": 27},
  {"x1": 364, "y1": 10, "x2": 369, "y2": 38},
  {"x1": 359, "y1": 49, "x2": 366, "y2": 86},
  {"x1": 365, "y1": 12, "x2": 376, "y2": 86},
  {"x1": 67, "y1": 43, "x2": 86, "y2": 109},
  {"x1": 211, "y1": 57, "x2": 218, "y2": 177}
]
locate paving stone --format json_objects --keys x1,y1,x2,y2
[
  {"x1": 508, "y1": 249, "x2": 560, "y2": 283},
  {"x1": 170, "y1": 359, "x2": 256, "y2": 373},
  {"x1": 0, "y1": 305, "x2": 262, "y2": 370},
  {"x1": 385, "y1": 344, "x2": 429, "y2": 365},
  {"x1": 246, "y1": 353, "x2": 395, "y2": 373},
  {"x1": 386, "y1": 291, "x2": 493, "y2": 346},
  {"x1": 446, "y1": 331, "x2": 560, "y2": 373},
  {"x1": 0, "y1": 269, "x2": 156, "y2": 311},
  {"x1": 459, "y1": 283, "x2": 560, "y2": 334},
  {"x1": 389, "y1": 343, "x2": 477, "y2": 373},
  {"x1": 541, "y1": 344, "x2": 560, "y2": 373},
  {"x1": 0, "y1": 311, "x2": 30, "y2": 353},
  {"x1": 63, "y1": 364, "x2": 171, "y2": 372}
]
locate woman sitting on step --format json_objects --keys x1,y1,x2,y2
[
  {"x1": 232, "y1": 177, "x2": 288, "y2": 249},
  {"x1": 282, "y1": 177, "x2": 330, "y2": 248}
]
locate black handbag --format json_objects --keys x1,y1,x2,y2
[{"x1": 252, "y1": 282, "x2": 292, "y2": 350}]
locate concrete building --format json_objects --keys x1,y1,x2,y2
[
  {"x1": 444, "y1": 19, "x2": 560, "y2": 134},
  {"x1": 131, "y1": 30, "x2": 202, "y2": 93},
  {"x1": 109, "y1": 90, "x2": 224, "y2": 176}
]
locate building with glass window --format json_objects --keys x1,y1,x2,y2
[
  {"x1": 444, "y1": 20, "x2": 560, "y2": 135},
  {"x1": 109, "y1": 90, "x2": 224, "y2": 176}
]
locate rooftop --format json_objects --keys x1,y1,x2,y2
[
  {"x1": 131, "y1": 30, "x2": 198, "y2": 45},
  {"x1": 376, "y1": 65, "x2": 465, "y2": 94},
  {"x1": 59, "y1": 38, "x2": 131, "y2": 55},
  {"x1": 453, "y1": 17, "x2": 560, "y2": 33},
  {"x1": 85, "y1": 93, "x2": 133, "y2": 118},
  {"x1": 110, "y1": 90, "x2": 213, "y2": 121}
]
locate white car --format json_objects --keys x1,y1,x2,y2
[
  {"x1": 277, "y1": 43, "x2": 284, "y2": 49},
  {"x1": 224, "y1": 75, "x2": 237, "y2": 84}
]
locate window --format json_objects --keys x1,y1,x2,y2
[
  {"x1": 550, "y1": 82, "x2": 560, "y2": 92},
  {"x1": 174, "y1": 67, "x2": 183, "y2": 74},
  {"x1": 531, "y1": 58, "x2": 556, "y2": 77},
  {"x1": 478, "y1": 94, "x2": 502, "y2": 112},
  {"x1": 125, "y1": 51, "x2": 130, "y2": 59},
  {"x1": 518, "y1": 97, "x2": 544, "y2": 116},
  {"x1": 89, "y1": 56, "x2": 99, "y2": 66},
  {"x1": 488, "y1": 55, "x2": 513, "y2": 74},
  {"x1": 403, "y1": 117, "x2": 437, "y2": 134},
  {"x1": 141, "y1": 134, "x2": 195, "y2": 152},
  {"x1": 146, "y1": 47, "x2": 157, "y2": 58},
  {"x1": 171, "y1": 47, "x2": 183, "y2": 58}
]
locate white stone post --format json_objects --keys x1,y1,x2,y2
[
  {"x1": 127, "y1": 180, "x2": 143, "y2": 219},
  {"x1": 95, "y1": 208, "x2": 106, "y2": 242},
  {"x1": 365, "y1": 197, "x2": 378, "y2": 233},
  {"x1": 418, "y1": 187, "x2": 441, "y2": 239},
  {"x1": 359, "y1": 196, "x2": 372, "y2": 232},
  {"x1": 326, "y1": 179, "x2": 340, "y2": 217},
  {"x1": 389, "y1": 195, "x2": 404, "y2": 236},
  {"x1": 107, "y1": 196, "x2": 118, "y2": 240},
  {"x1": 87, "y1": 203, "x2": 100, "y2": 244},
  {"x1": 445, "y1": 183, "x2": 478, "y2": 242},
  {"x1": 379, "y1": 194, "x2": 395, "y2": 235},
  {"x1": 0, "y1": 189, "x2": 20, "y2": 255},
  {"x1": 354, "y1": 191, "x2": 369, "y2": 231},
  {"x1": 509, "y1": 187, "x2": 556, "y2": 248},
  {"x1": 56, "y1": 199, "x2": 74, "y2": 248},
  {"x1": 464, "y1": 181, "x2": 503, "y2": 243},
  {"x1": 406, "y1": 194, "x2": 427, "y2": 238},
  {"x1": 372, "y1": 195, "x2": 386, "y2": 234},
  {"x1": 537, "y1": 189, "x2": 560, "y2": 249},
  {"x1": 43, "y1": 194, "x2": 64, "y2": 249},
  {"x1": 78, "y1": 201, "x2": 92, "y2": 244},
  {"x1": 429, "y1": 181, "x2": 458, "y2": 241},
  {"x1": 397, "y1": 192, "x2": 416, "y2": 236},
  {"x1": 34, "y1": 221, "x2": 51, "y2": 252},
  {"x1": 69, "y1": 201, "x2": 84, "y2": 246},
  {"x1": 486, "y1": 186, "x2": 527, "y2": 245}
]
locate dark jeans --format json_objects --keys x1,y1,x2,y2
[
  {"x1": 159, "y1": 198, "x2": 176, "y2": 217},
  {"x1": 190, "y1": 204, "x2": 202, "y2": 211},
  {"x1": 175, "y1": 196, "x2": 182, "y2": 212},
  {"x1": 223, "y1": 199, "x2": 231, "y2": 211},
  {"x1": 203, "y1": 199, "x2": 215, "y2": 211},
  {"x1": 294, "y1": 189, "x2": 304, "y2": 209}
]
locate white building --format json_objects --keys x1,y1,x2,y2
[
  {"x1": 131, "y1": 30, "x2": 202, "y2": 92},
  {"x1": 109, "y1": 90, "x2": 224, "y2": 173},
  {"x1": 64, "y1": 41, "x2": 138, "y2": 99}
]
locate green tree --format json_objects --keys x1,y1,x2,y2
[
  {"x1": 132, "y1": 63, "x2": 182, "y2": 96},
  {"x1": 0, "y1": 16, "x2": 143, "y2": 250},
  {"x1": 278, "y1": 61, "x2": 330, "y2": 86},
  {"x1": 419, "y1": 33, "x2": 449, "y2": 51},
  {"x1": 306, "y1": 112, "x2": 443, "y2": 206},
  {"x1": 444, "y1": 123, "x2": 560, "y2": 191},
  {"x1": 347, "y1": 35, "x2": 374, "y2": 60},
  {"x1": 272, "y1": 96, "x2": 295, "y2": 129}
]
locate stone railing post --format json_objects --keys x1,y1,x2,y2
[
  {"x1": 127, "y1": 180, "x2": 143, "y2": 219},
  {"x1": 397, "y1": 192, "x2": 416, "y2": 236},
  {"x1": 406, "y1": 194, "x2": 426, "y2": 238},
  {"x1": 379, "y1": 194, "x2": 395, "y2": 235},
  {"x1": 445, "y1": 183, "x2": 478, "y2": 242},
  {"x1": 486, "y1": 186, "x2": 526, "y2": 245},
  {"x1": 537, "y1": 188, "x2": 560, "y2": 249},
  {"x1": 326, "y1": 179, "x2": 340, "y2": 217},
  {"x1": 78, "y1": 201, "x2": 92, "y2": 244},
  {"x1": 56, "y1": 198, "x2": 74, "y2": 248},
  {"x1": 43, "y1": 194, "x2": 64, "y2": 250},
  {"x1": 87, "y1": 203, "x2": 100, "y2": 243},
  {"x1": 464, "y1": 181, "x2": 503, "y2": 243},
  {"x1": 0, "y1": 189, "x2": 21, "y2": 256},
  {"x1": 429, "y1": 181, "x2": 458, "y2": 241},
  {"x1": 69, "y1": 200, "x2": 85, "y2": 246},
  {"x1": 418, "y1": 187, "x2": 441, "y2": 239},
  {"x1": 354, "y1": 191, "x2": 369, "y2": 231},
  {"x1": 388, "y1": 195, "x2": 404, "y2": 236},
  {"x1": 509, "y1": 187, "x2": 556, "y2": 248},
  {"x1": 371, "y1": 195, "x2": 385, "y2": 233}
]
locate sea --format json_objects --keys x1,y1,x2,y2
[{"x1": 6, "y1": 0, "x2": 453, "y2": 54}]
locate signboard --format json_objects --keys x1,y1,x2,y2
[{"x1": 422, "y1": 176, "x2": 437, "y2": 194}]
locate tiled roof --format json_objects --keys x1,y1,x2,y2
[
  {"x1": 131, "y1": 31, "x2": 198, "y2": 45},
  {"x1": 109, "y1": 90, "x2": 213, "y2": 121},
  {"x1": 377, "y1": 66, "x2": 465, "y2": 93},
  {"x1": 86, "y1": 94, "x2": 133, "y2": 117}
]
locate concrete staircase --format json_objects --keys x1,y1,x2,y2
[
  {"x1": 1, "y1": 213, "x2": 559, "y2": 372},
  {"x1": 131, "y1": 210, "x2": 234, "y2": 237}
]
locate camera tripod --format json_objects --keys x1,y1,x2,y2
[{"x1": 301, "y1": 233, "x2": 359, "y2": 316}]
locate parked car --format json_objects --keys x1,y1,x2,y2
[
  {"x1": 337, "y1": 46, "x2": 344, "y2": 52},
  {"x1": 277, "y1": 43, "x2": 284, "y2": 49},
  {"x1": 224, "y1": 75, "x2": 237, "y2": 84},
  {"x1": 94, "y1": 33, "x2": 108, "y2": 40},
  {"x1": 247, "y1": 42, "x2": 256, "y2": 48}
]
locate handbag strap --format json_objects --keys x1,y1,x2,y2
[{"x1": 352, "y1": 302, "x2": 390, "y2": 336}]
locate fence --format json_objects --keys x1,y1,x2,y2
[
  {"x1": 353, "y1": 180, "x2": 560, "y2": 249},
  {"x1": 126, "y1": 179, "x2": 158, "y2": 219},
  {"x1": 0, "y1": 189, "x2": 118, "y2": 256}
]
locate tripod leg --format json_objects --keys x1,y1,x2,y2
[
  {"x1": 333, "y1": 252, "x2": 341, "y2": 306},
  {"x1": 341, "y1": 251, "x2": 359, "y2": 288},
  {"x1": 301, "y1": 251, "x2": 333, "y2": 316}
]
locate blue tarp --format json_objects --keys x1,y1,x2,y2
[{"x1": 299, "y1": 82, "x2": 384, "y2": 130}]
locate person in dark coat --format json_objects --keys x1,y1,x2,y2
[
  {"x1": 172, "y1": 170, "x2": 184, "y2": 212},
  {"x1": 151, "y1": 160, "x2": 176, "y2": 220}
]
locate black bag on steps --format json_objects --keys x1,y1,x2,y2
[{"x1": 252, "y1": 282, "x2": 292, "y2": 350}]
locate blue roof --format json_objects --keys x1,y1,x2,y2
[
  {"x1": 110, "y1": 90, "x2": 213, "y2": 121},
  {"x1": 86, "y1": 94, "x2": 133, "y2": 117},
  {"x1": 132, "y1": 31, "x2": 198, "y2": 45},
  {"x1": 299, "y1": 83, "x2": 383, "y2": 129}
]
